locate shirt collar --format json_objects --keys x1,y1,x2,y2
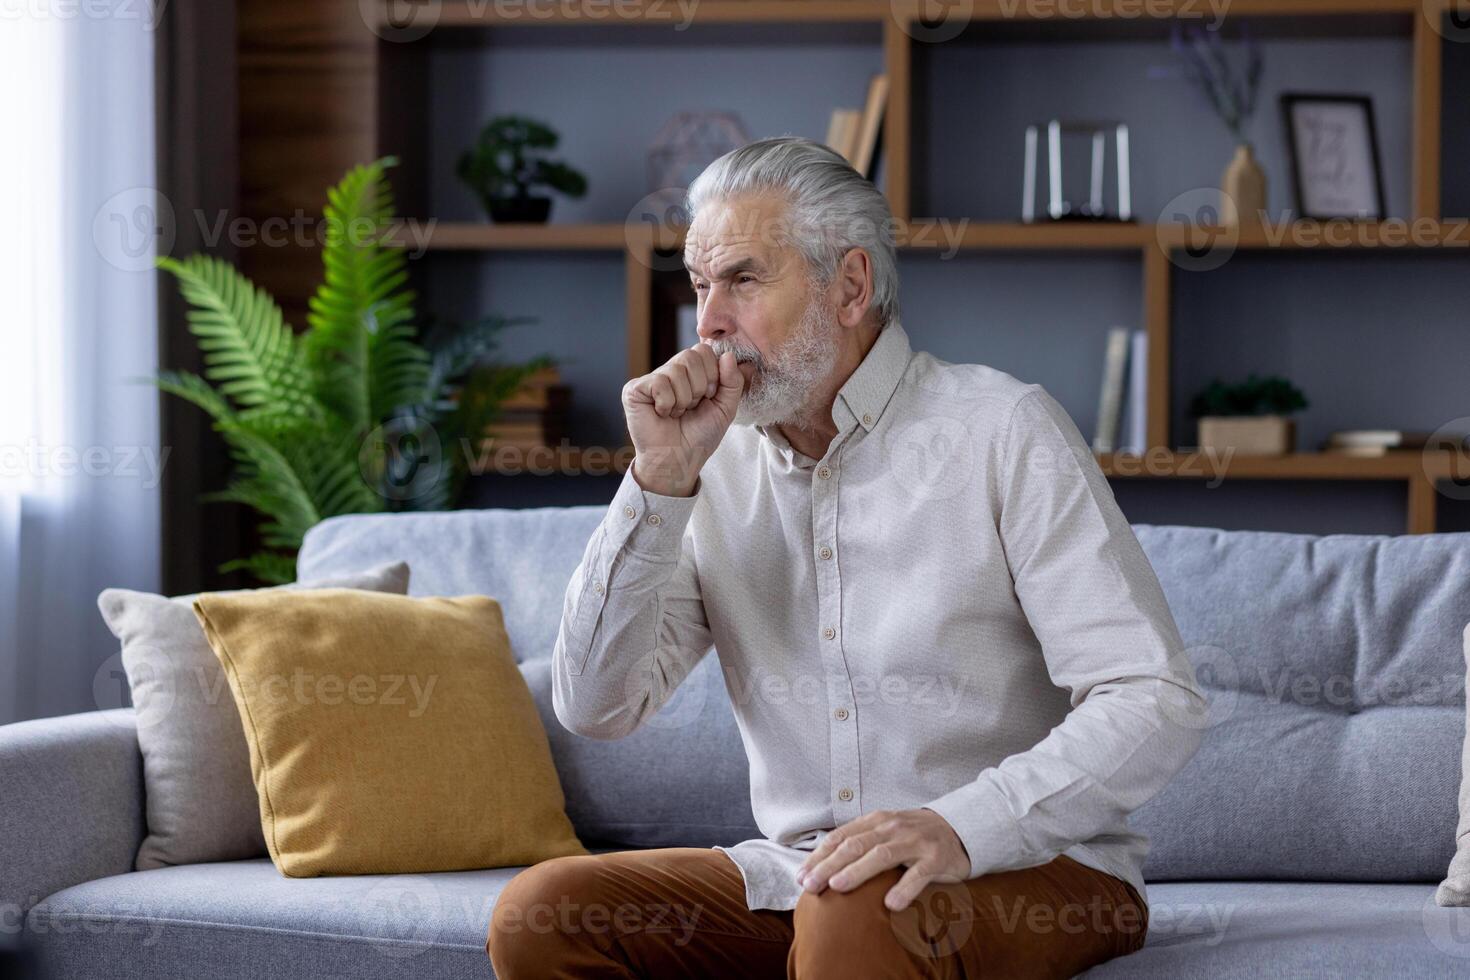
[{"x1": 754, "y1": 319, "x2": 913, "y2": 449}]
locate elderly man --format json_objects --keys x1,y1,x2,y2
[{"x1": 487, "y1": 136, "x2": 1206, "y2": 979}]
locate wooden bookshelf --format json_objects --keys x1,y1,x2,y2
[{"x1": 237, "y1": 1, "x2": 1466, "y2": 533}]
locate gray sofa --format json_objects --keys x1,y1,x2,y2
[{"x1": 5, "y1": 507, "x2": 1470, "y2": 978}]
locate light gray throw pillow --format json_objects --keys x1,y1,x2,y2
[
  {"x1": 1439, "y1": 621, "x2": 1470, "y2": 906},
  {"x1": 97, "y1": 561, "x2": 411, "y2": 870}
]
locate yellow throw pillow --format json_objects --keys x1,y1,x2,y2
[{"x1": 192, "y1": 588, "x2": 587, "y2": 877}]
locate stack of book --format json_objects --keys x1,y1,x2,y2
[
  {"x1": 484, "y1": 366, "x2": 570, "y2": 451},
  {"x1": 823, "y1": 73, "x2": 888, "y2": 180}
]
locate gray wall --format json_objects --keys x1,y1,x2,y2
[{"x1": 411, "y1": 24, "x2": 1469, "y2": 535}]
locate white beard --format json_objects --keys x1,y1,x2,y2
[{"x1": 709, "y1": 288, "x2": 840, "y2": 431}]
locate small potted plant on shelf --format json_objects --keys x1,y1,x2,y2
[
  {"x1": 457, "y1": 115, "x2": 589, "y2": 223},
  {"x1": 1189, "y1": 374, "x2": 1308, "y2": 456}
]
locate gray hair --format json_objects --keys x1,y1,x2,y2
[{"x1": 684, "y1": 136, "x2": 900, "y2": 330}]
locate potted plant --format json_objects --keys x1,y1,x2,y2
[
  {"x1": 1189, "y1": 374, "x2": 1308, "y2": 456},
  {"x1": 155, "y1": 157, "x2": 549, "y2": 583},
  {"x1": 457, "y1": 115, "x2": 588, "y2": 223}
]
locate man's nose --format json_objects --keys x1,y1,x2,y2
[{"x1": 696, "y1": 296, "x2": 732, "y2": 342}]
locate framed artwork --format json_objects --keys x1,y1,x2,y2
[{"x1": 1280, "y1": 94, "x2": 1386, "y2": 220}]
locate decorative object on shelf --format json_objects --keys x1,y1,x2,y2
[
  {"x1": 1168, "y1": 24, "x2": 1266, "y2": 229},
  {"x1": 1281, "y1": 93, "x2": 1385, "y2": 220},
  {"x1": 476, "y1": 362, "x2": 571, "y2": 452},
  {"x1": 1022, "y1": 119, "x2": 1132, "y2": 223},
  {"x1": 457, "y1": 115, "x2": 589, "y2": 224},
  {"x1": 646, "y1": 110, "x2": 750, "y2": 214},
  {"x1": 1188, "y1": 374, "x2": 1309, "y2": 456},
  {"x1": 1323, "y1": 429, "x2": 1431, "y2": 456},
  {"x1": 155, "y1": 158, "x2": 542, "y2": 583}
]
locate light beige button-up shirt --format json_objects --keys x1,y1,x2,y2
[{"x1": 552, "y1": 319, "x2": 1207, "y2": 912}]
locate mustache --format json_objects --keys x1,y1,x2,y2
[{"x1": 709, "y1": 340, "x2": 762, "y2": 365}]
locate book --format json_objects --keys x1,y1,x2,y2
[
  {"x1": 1092, "y1": 327, "x2": 1132, "y2": 454},
  {"x1": 1118, "y1": 330, "x2": 1148, "y2": 454},
  {"x1": 851, "y1": 74, "x2": 889, "y2": 178},
  {"x1": 826, "y1": 108, "x2": 861, "y2": 164}
]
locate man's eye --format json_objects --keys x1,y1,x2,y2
[{"x1": 737, "y1": 274, "x2": 756, "y2": 284}]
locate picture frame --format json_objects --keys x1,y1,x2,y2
[{"x1": 1280, "y1": 93, "x2": 1386, "y2": 220}]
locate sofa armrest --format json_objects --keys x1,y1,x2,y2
[{"x1": 0, "y1": 709, "x2": 145, "y2": 916}]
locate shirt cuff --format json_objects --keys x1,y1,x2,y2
[
  {"x1": 922, "y1": 776, "x2": 1026, "y2": 880},
  {"x1": 603, "y1": 463, "x2": 701, "y2": 559}
]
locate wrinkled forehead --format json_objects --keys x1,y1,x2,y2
[{"x1": 683, "y1": 194, "x2": 798, "y2": 276}]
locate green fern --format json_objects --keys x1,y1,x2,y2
[{"x1": 156, "y1": 158, "x2": 542, "y2": 584}]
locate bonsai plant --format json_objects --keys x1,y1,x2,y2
[
  {"x1": 156, "y1": 157, "x2": 549, "y2": 583},
  {"x1": 456, "y1": 115, "x2": 588, "y2": 223},
  {"x1": 1188, "y1": 374, "x2": 1308, "y2": 456}
]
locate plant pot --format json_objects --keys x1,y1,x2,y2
[
  {"x1": 485, "y1": 195, "x2": 552, "y2": 224},
  {"x1": 1221, "y1": 143, "x2": 1267, "y2": 230},
  {"x1": 1198, "y1": 415, "x2": 1296, "y2": 455}
]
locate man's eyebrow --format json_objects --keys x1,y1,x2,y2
[{"x1": 685, "y1": 255, "x2": 766, "y2": 279}]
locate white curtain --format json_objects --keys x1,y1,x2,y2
[{"x1": 0, "y1": 5, "x2": 161, "y2": 724}]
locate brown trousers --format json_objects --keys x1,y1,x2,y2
[{"x1": 486, "y1": 847, "x2": 1148, "y2": 979}]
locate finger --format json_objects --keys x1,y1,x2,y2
[
  {"x1": 798, "y1": 812, "x2": 884, "y2": 878},
  {"x1": 647, "y1": 374, "x2": 675, "y2": 417},
  {"x1": 661, "y1": 362, "x2": 694, "y2": 417},
  {"x1": 828, "y1": 838, "x2": 910, "y2": 892},
  {"x1": 801, "y1": 832, "x2": 879, "y2": 893},
  {"x1": 691, "y1": 343, "x2": 720, "y2": 398},
  {"x1": 681, "y1": 348, "x2": 711, "y2": 401},
  {"x1": 884, "y1": 863, "x2": 937, "y2": 912},
  {"x1": 711, "y1": 350, "x2": 746, "y2": 416}
]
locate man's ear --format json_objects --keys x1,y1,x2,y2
[{"x1": 833, "y1": 247, "x2": 875, "y2": 330}]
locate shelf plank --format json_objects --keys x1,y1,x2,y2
[
  {"x1": 1097, "y1": 449, "x2": 1458, "y2": 480},
  {"x1": 411, "y1": 1, "x2": 891, "y2": 28},
  {"x1": 389, "y1": 220, "x2": 1470, "y2": 254},
  {"x1": 940, "y1": 0, "x2": 1423, "y2": 19}
]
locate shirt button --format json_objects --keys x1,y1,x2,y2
[
  {"x1": 822, "y1": 626, "x2": 836, "y2": 640},
  {"x1": 862, "y1": 413, "x2": 873, "y2": 426},
  {"x1": 623, "y1": 506, "x2": 636, "y2": 519},
  {"x1": 818, "y1": 546, "x2": 832, "y2": 561},
  {"x1": 593, "y1": 581, "x2": 605, "y2": 595},
  {"x1": 646, "y1": 513, "x2": 662, "y2": 527},
  {"x1": 817, "y1": 466, "x2": 831, "y2": 480},
  {"x1": 838, "y1": 787, "x2": 853, "y2": 802},
  {"x1": 834, "y1": 707, "x2": 849, "y2": 721}
]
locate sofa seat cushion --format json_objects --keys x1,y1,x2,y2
[
  {"x1": 25, "y1": 855, "x2": 593, "y2": 979},
  {"x1": 27, "y1": 867, "x2": 1470, "y2": 979},
  {"x1": 1086, "y1": 881, "x2": 1470, "y2": 978}
]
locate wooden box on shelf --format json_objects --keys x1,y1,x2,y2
[{"x1": 1197, "y1": 415, "x2": 1296, "y2": 456}]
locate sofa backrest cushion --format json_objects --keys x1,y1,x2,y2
[
  {"x1": 1129, "y1": 524, "x2": 1467, "y2": 882},
  {"x1": 300, "y1": 512, "x2": 1470, "y2": 880}
]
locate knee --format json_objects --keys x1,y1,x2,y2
[
  {"x1": 487, "y1": 854, "x2": 604, "y2": 979},
  {"x1": 790, "y1": 871, "x2": 947, "y2": 980}
]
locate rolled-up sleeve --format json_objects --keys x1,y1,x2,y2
[
  {"x1": 552, "y1": 464, "x2": 715, "y2": 740},
  {"x1": 923, "y1": 386, "x2": 1208, "y2": 880}
]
